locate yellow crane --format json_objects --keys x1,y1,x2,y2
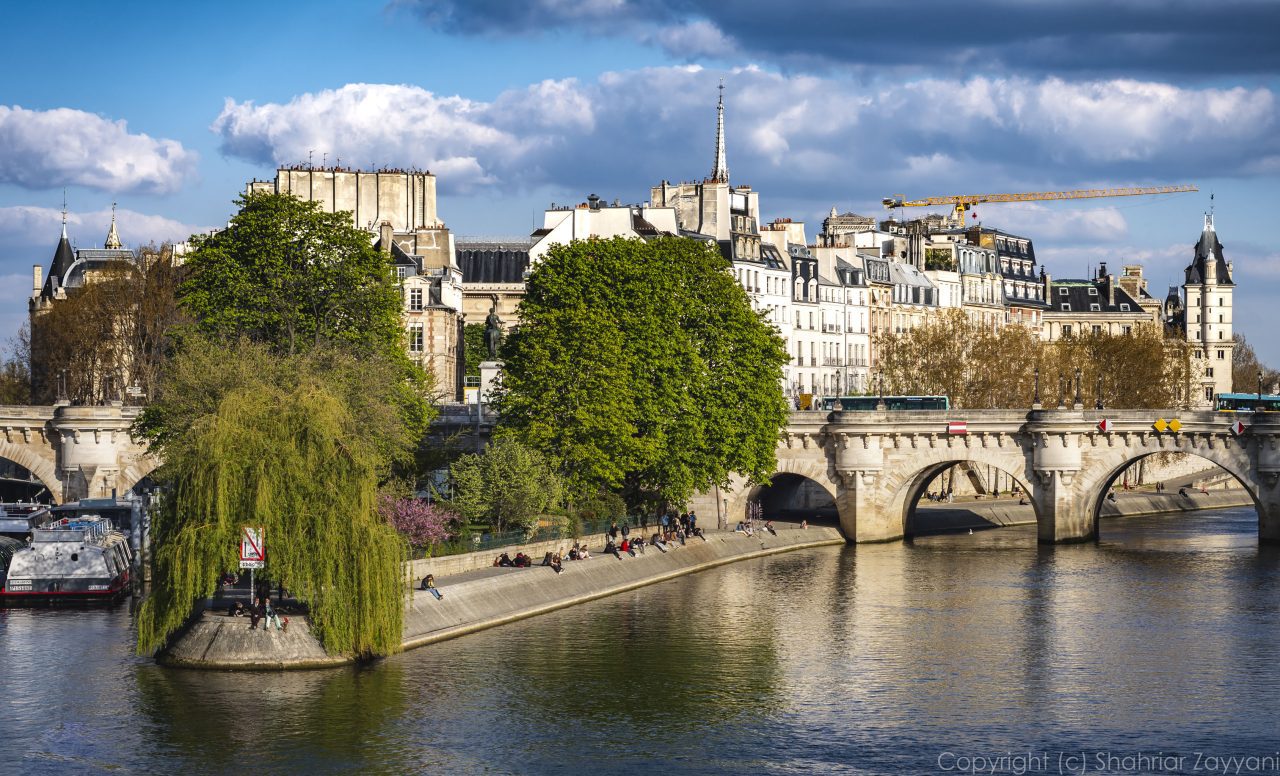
[{"x1": 882, "y1": 185, "x2": 1198, "y2": 223}]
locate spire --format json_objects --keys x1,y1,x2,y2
[
  {"x1": 104, "y1": 201, "x2": 122, "y2": 249},
  {"x1": 60, "y1": 189, "x2": 67, "y2": 240},
  {"x1": 709, "y1": 79, "x2": 728, "y2": 183}
]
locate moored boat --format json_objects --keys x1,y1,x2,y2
[{"x1": 1, "y1": 516, "x2": 133, "y2": 604}]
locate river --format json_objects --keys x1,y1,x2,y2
[{"x1": 3, "y1": 507, "x2": 1279, "y2": 775}]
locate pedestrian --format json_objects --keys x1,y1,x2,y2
[
  {"x1": 421, "y1": 574, "x2": 444, "y2": 600},
  {"x1": 609, "y1": 521, "x2": 619, "y2": 540},
  {"x1": 660, "y1": 513, "x2": 669, "y2": 531},
  {"x1": 688, "y1": 511, "x2": 697, "y2": 531},
  {"x1": 621, "y1": 522, "x2": 630, "y2": 539}
]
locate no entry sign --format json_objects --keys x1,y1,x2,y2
[
  {"x1": 240, "y1": 526, "x2": 265, "y2": 569},
  {"x1": 947, "y1": 420, "x2": 968, "y2": 435}
]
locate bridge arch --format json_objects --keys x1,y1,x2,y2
[
  {"x1": 875, "y1": 447, "x2": 1039, "y2": 538},
  {"x1": 119, "y1": 457, "x2": 161, "y2": 497},
  {"x1": 1076, "y1": 446, "x2": 1264, "y2": 539},
  {"x1": 0, "y1": 440, "x2": 61, "y2": 503},
  {"x1": 725, "y1": 456, "x2": 843, "y2": 529}
]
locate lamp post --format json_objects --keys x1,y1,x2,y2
[
  {"x1": 1259, "y1": 369, "x2": 1264, "y2": 404},
  {"x1": 1073, "y1": 367, "x2": 1083, "y2": 409},
  {"x1": 1032, "y1": 367, "x2": 1041, "y2": 409},
  {"x1": 1096, "y1": 375, "x2": 1104, "y2": 411}
]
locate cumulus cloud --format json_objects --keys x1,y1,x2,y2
[
  {"x1": 0, "y1": 106, "x2": 197, "y2": 194},
  {"x1": 210, "y1": 69, "x2": 1279, "y2": 211},
  {"x1": 397, "y1": 0, "x2": 1280, "y2": 78}
]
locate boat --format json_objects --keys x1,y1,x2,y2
[
  {"x1": 0, "y1": 502, "x2": 54, "y2": 540},
  {"x1": 1, "y1": 516, "x2": 133, "y2": 604}
]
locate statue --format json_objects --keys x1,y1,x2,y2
[{"x1": 484, "y1": 304, "x2": 503, "y2": 360}]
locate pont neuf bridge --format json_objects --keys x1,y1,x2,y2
[{"x1": 5, "y1": 402, "x2": 1280, "y2": 544}]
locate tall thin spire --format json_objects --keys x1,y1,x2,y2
[
  {"x1": 104, "y1": 201, "x2": 122, "y2": 249},
  {"x1": 60, "y1": 189, "x2": 68, "y2": 239},
  {"x1": 710, "y1": 79, "x2": 729, "y2": 183}
]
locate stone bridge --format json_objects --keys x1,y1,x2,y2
[
  {"x1": 711, "y1": 408, "x2": 1280, "y2": 544},
  {"x1": 0, "y1": 403, "x2": 156, "y2": 504}
]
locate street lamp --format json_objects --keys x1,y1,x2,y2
[
  {"x1": 1095, "y1": 374, "x2": 1104, "y2": 410},
  {"x1": 1073, "y1": 367, "x2": 1083, "y2": 408},
  {"x1": 1032, "y1": 367, "x2": 1041, "y2": 409},
  {"x1": 1258, "y1": 369, "x2": 1264, "y2": 404}
]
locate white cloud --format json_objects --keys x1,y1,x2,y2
[
  {"x1": 649, "y1": 20, "x2": 737, "y2": 60},
  {"x1": 0, "y1": 205, "x2": 210, "y2": 251},
  {"x1": 0, "y1": 106, "x2": 198, "y2": 194}
]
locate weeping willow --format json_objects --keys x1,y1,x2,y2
[{"x1": 136, "y1": 380, "x2": 406, "y2": 658}]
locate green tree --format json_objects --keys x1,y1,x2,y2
[
  {"x1": 495, "y1": 236, "x2": 789, "y2": 510},
  {"x1": 136, "y1": 340, "x2": 408, "y2": 658},
  {"x1": 463, "y1": 322, "x2": 485, "y2": 377},
  {"x1": 0, "y1": 325, "x2": 31, "y2": 404},
  {"x1": 179, "y1": 192, "x2": 404, "y2": 360},
  {"x1": 449, "y1": 436, "x2": 563, "y2": 534}
]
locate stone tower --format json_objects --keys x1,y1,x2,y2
[{"x1": 1183, "y1": 211, "x2": 1234, "y2": 405}]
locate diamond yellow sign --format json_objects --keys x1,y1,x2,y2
[
  {"x1": 1169, "y1": 418, "x2": 1182, "y2": 432},
  {"x1": 1153, "y1": 418, "x2": 1182, "y2": 433},
  {"x1": 1153, "y1": 418, "x2": 1167, "y2": 432}
]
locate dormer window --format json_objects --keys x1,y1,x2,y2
[
  {"x1": 1090, "y1": 303, "x2": 1101, "y2": 311},
  {"x1": 1088, "y1": 287, "x2": 1099, "y2": 296},
  {"x1": 1058, "y1": 288, "x2": 1068, "y2": 296},
  {"x1": 1120, "y1": 303, "x2": 1130, "y2": 312},
  {"x1": 1061, "y1": 303, "x2": 1070, "y2": 311}
]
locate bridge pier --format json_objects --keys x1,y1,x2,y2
[
  {"x1": 835, "y1": 470, "x2": 903, "y2": 543},
  {"x1": 1034, "y1": 471, "x2": 1095, "y2": 543}
]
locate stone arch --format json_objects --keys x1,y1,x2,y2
[
  {"x1": 1075, "y1": 444, "x2": 1263, "y2": 538},
  {"x1": 118, "y1": 455, "x2": 162, "y2": 497},
  {"x1": 0, "y1": 440, "x2": 62, "y2": 503},
  {"x1": 723, "y1": 456, "x2": 841, "y2": 531},
  {"x1": 876, "y1": 446, "x2": 1038, "y2": 539}
]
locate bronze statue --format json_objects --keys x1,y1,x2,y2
[{"x1": 484, "y1": 304, "x2": 503, "y2": 360}]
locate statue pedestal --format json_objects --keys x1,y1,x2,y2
[{"x1": 479, "y1": 361, "x2": 502, "y2": 405}]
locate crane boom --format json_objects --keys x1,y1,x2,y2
[{"x1": 882, "y1": 184, "x2": 1198, "y2": 222}]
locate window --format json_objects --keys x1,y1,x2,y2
[
  {"x1": 1061, "y1": 303, "x2": 1070, "y2": 311},
  {"x1": 408, "y1": 324, "x2": 424, "y2": 353},
  {"x1": 1062, "y1": 325, "x2": 1073, "y2": 336},
  {"x1": 396, "y1": 266, "x2": 408, "y2": 280},
  {"x1": 1059, "y1": 287, "x2": 1068, "y2": 296},
  {"x1": 1092, "y1": 325, "x2": 1102, "y2": 335},
  {"x1": 1219, "y1": 330, "x2": 1224, "y2": 339},
  {"x1": 1218, "y1": 350, "x2": 1226, "y2": 360},
  {"x1": 1122, "y1": 326, "x2": 1132, "y2": 335},
  {"x1": 1120, "y1": 304, "x2": 1130, "y2": 312},
  {"x1": 1088, "y1": 287, "x2": 1098, "y2": 296},
  {"x1": 408, "y1": 287, "x2": 423, "y2": 311},
  {"x1": 1219, "y1": 314, "x2": 1224, "y2": 323},
  {"x1": 1090, "y1": 303, "x2": 1101, "y2": 311},
  {"x1": 1195, "y1": 350, "x2": 1203, "y2": 359},
  {"x1": 1206, "y1": 367, "x2": 1214, "y2": 378}
]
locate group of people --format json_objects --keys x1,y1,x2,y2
[
  {"x1": 734, "y1": 517, "x2": 778, "y2": 537},
  {"x1": 226, "y1": 587, "x2": 288, "y2": 632},
  {"x1": 493, "y1": 551, "x2": 535, "y2": 568},
  {"x1": 924, "y1": 490, "x2": 955, "y2": 503}
]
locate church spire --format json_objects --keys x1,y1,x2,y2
[
  {"x1": 709, "y1": 79, "x2": 729, "y2": 183},
  {"x1": 104, "y1": 201, "x2": 122, "y2": 249},
  {"x1": 60, "y1": 189, "x2": 68, "y2": 240}
]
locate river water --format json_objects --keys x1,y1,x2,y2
[{"x1": 3, "y1": 507, "x2": 1280, "y2": 775}]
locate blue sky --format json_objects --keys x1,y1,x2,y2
[{"x1": 2, "y1": 1, "x2": 1278, "y2": 363}]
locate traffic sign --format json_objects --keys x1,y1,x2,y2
[
  {"x1": 947, "y1": 420, "x2": 968, "y2": 435},
  {"x1": 1154, "y1": 418, "x2": 1182, "y2": 433},
  {"x1": 1169, "y1": 418, "x2": 1182, "y2": 433},
  {"x1": 239, "y1": 526, "x2": 265, "y2": 569},
  {"x1": 1097, "y1": 419, "x2": 1112, "y2": 432},
  {"x1": 1153, "y1": 418, "x2": 1167, "y2": 432},
  {"x1": 1231, "y1": 420, "x2": 1247, "y2": 436}
]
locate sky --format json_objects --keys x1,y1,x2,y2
[{"x1": 1, "y1": 1, "x2": 1277, "y2": 362}]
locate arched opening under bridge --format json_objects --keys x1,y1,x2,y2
[
  {"x1": 894, "y1": 460, "x2": 1038, "y2": 539},
  {"x1": 0, "y1": 448, "x2": 58, "y2": 505},
  {"x1": 748, "y1": 473, "x2": 838, "y2": 527}
]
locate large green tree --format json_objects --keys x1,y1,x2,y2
[
  {"x1": 449, "y1": 437, "x2": 563, "y2": 535},
  {"x1": 136, "y1": 340, "x2": 407, "y2": 658},
  {"x1": 179, "y1": 192, "x2": 405, "y2": 360},
  {"x1": 495, "y1": 236, "x2": 789, "y2": 510}
]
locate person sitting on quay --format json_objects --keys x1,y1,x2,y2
[
  {"x1": 675, "y1": 527, "x2": 686, "y2": 546},
  {"x1": 541, "y1": 551, "x2": 555, "y2": 567},
  {"x1": 764, "y1": 520, "x2": 778, "y2": 536},
  {"x1": 604, "y1": 538, "x2": 623, "y2": 560},
  {"x1": 550, "y1": 552, "x2": 564, "y2": 574},
  {"x1": 1179, "y1": 487, "x2": 1189, "y2": 497},
  {"x1": 227, "y1": 600, "x2": 247, "y2": 618},
  {"x1": 691, "y1": 526, "x2": 706, "y2": 542},
  {"x1": 631, "y1": 535, "x2": 645, "y2": 554},
  {"x1": 495, "y1": 552, "x2": 514, "y2": 567},
  {"x1": 620, "y1": 537, "x2": 635, "y2": 557},
  {"x1": 651, "y1": 533, "x2": 668, "y2": 552},
  {"x1": 420, "y1": 573, "x2": 444, "y2": 600}
]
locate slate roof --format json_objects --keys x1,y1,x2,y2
[
  {"x1": 1184, "y1": 222, "x2": 1234, "y2": 286},
  {"x1": 1048, "y1": 280, "x2": 1145, "y2": 314},
  {"x1": 455, "y1": 239, "x2": 532, "y2": 284},
  {"x1": 42, "y1": 234, "x2": 75, "y2": 297}
]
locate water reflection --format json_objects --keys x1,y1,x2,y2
[{"x1": 2, "y1": 507, "x2": 1279, "y2": 774}]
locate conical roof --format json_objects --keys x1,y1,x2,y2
[{"x1": 42, "y1": 232, "x2": 75, "y2": 298}]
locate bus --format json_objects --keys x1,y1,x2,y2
[
  {"x1": 1214, "y1": 392, "x2": 1280, "y2": 412},
  {"x1": 818, "y1": 395, "x2": 950, "y2": 411}
]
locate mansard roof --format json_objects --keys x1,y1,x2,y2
[
  {"x1": 1049, "y1": 279, "x2": 1145, "y2": 314},
  {"x1": 455, "y1": 238, "x2": 532, "y2": 284}
]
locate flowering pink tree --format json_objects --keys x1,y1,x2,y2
[{"x1": 378, "y1": 496, "x2": 457, "y2": 555}]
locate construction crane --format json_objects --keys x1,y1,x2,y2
[{"x1": 882, "y1": 185, "x2": 1198, "y2": 223}]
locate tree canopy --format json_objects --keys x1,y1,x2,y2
[
  {"x1": 495, "y1": 236, "x2": 789, "y2": 510},
  {"x1": 874, "y1": 310, "x2": 1197, "y2": 409},
  {"x1": 179, "y1": 192, "x2": 405, "y2": 361},
  {"x1": 136, "y1": 341, "x2": 407, "y2": 658},
  {"x1": 449, "y1": 437, "x2": 563, "y2": 535}
]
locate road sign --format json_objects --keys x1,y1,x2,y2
[
  {"x1": 1153, "y1": 418, "x2": 1168, "y2": 432},
  {"x1": 1097, "y1": 419, "x2": 1112, "y2": 432},
  {"x1": 1231, "y1": 420, "x2": 1247, "y2": 436},
  {"x1": 1168, "y1": 418, "x2": 1182, "y2": 433},
  {"x1": 947, "y1": 420, "x2": 968, "y2": 435},
  {"x1": 239, "y1": 526, "x2": 265, "y2": 569}
]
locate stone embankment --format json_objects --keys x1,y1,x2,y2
[
  {"x1": 160, "y1": 525, "x2": 845, "y2": 670},
  {"x1": 915, "y1": 487, "x2": 1254, "y2": 532}
]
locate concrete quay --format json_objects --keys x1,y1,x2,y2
[{"x1": 159, "y1": 525, "x2": 845, "y2": 670}]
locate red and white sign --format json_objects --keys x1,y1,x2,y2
[
  {"x1": 240, "y1": 526, "x2": 265, "y2": 569},
  {"x1": 1097, "y1": 419, "x2": 1113, "y2": 433},
  {"x1": 947, "y1": 420, "x2": 968, "y2": 435},
  {"x1": 1231, "y1": 420, "x2": 1247, "y2": 436}
]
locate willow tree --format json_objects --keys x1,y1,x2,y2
[{"x1": 136, "y1": 340, "x2": 423, "y2": 657}]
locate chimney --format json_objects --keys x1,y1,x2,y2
[
  {"x1": 32, "y1": 264, "x2": 42, "y2": 294},
  {"x1": 1107, "y1": 273, "x2": 1116, "y2": 307},
  {"x1": 378, "y1": 221, "x2": 393, "y2": 255},
  {"x1": 587, "y1": 193, "x2": 601, "y2": 211},
  {"x1": 1098, "y1": 261, "x2": 1107, "y2": 280},
  {"x1": 1043, "y1": 270, "x2": 1052, "y2": 301}
]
